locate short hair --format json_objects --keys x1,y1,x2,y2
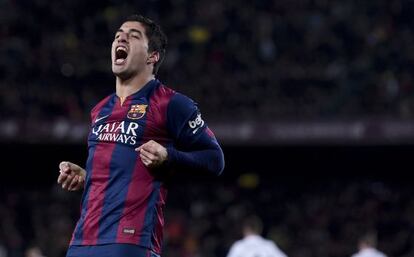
[
  {"x1": 123, "y1": 14, "x2": 167, "y2": 75},
  {"x1": 243, "y1": 215, "x2": 263, "y2": 235},
  {"x1": 359, "y1": 232, "x2": 377, "y2": 247}
]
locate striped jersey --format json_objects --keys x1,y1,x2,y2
[{"x1": 70, "y1": 79, "x2": 224, "y2": 254}]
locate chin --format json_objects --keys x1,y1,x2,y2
[
  {"x1": 113, "y1": 68, "x2": 133, "y2": 81},
  {"x1": 112, "y1": 64, "x2": 125, "y2": 74}
]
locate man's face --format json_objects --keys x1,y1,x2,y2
[{"x1": 111, "y1": 21, "x2": 151, "y2": 79}]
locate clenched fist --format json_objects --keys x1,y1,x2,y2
[
  {"x1": 135, "y1": 140, "x2": 168, "y2": 168},
  {"x1": 57, "y1": 161, "x2": 86, "y2": 191}
]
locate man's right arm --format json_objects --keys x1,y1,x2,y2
[{"x1": 57, "y1": 161, "x2": 86, "y2": 191}]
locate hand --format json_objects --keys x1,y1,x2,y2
[
  {"x1": 57, "y1": 161, "x2": 86, "y2": 191},
  {"x1": 135, "y1": 140, "x2": 168, "y2": 168}
]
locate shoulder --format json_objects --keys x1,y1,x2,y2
[
  {"x1": 256, "y1": 237, "x2": 287, "y2": 257},
  {"x1": 168, "y1": 92, "x2": 197, "y2": 109},
  {"x1": 152, "y1": 81, "x2": 197, "y2": 110},
  {"x1": 235, "y1": 236, "x2": 261, "y2": 249},
  {"x1": 152, "y1": 83, "x2": 176, "y2": 98},
  {"x1": 149, "y1": 83, "x2": 197, "y2": 117},
  {"x1": 358, "y1": 248, "x2": 387, "y2": 257},
  {"x1": 147, "y1": 83, "x2": 179, "y2": 113},
  {"x1": 91, "y1": 94, "x2": 113, "y2": 112},
  {"x1": 228, "y1": 239, "x2": 245, "y2": 252},
  {"x1": 163, "y1": 88, "x2": 199, "y2": 125},
  {"x1": 265, "y1": 239, "x2": 279, "y2": 249},
  {"x1": 350, "y1": 251, "x2": 370, "y2": 257},
  {"x1": 376, "y1": 250, "x2": 387, "y2": 257},
  {"x1": 90, "y1": 94, "x2": 114, "y2": 117},
  {"x1": 246, "y1": 235, "x2": 271, "y2": 245}
]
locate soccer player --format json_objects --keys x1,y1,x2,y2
[
  {"x1": 226, "y1": 216, "x2": 288, "y2": 257},
  {"x1": 57, "y1": 14, "x2": 224, "y2": 257},
  {"x1": 351, "y1": 233, "x2": 387, "y2": 257}
]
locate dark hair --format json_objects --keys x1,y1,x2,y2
[
  {"x1": 243, "y1": 215, "x2": 263, "y2": 235},
  {"x1": 124, "y1": 14, "x2": 167, "y2": 75},
  {"x1": 359, "y1": 232, "x2": 377, "y2": 247}
]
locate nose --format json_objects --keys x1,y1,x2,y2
[{"x1": 117, "y1": 32, "x2": 128, "y2": 42}]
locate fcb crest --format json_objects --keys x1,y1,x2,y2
[{"x1": 127, "y1": 104, "x2": 147, "y2": 120}]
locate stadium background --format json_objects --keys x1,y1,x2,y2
[{"x1": 1, "y1": 0, "x2": 414, "y2": 257}]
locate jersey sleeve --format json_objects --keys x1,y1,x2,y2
[{"x1": 165, "y1": 93, "x2": 224, "y2": 175}]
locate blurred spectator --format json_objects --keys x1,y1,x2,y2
[
  {"x1": 351, "y1": 232, "x2": 387, "y2": 257},
  {"x1": 1, "y1": 178, "x2": 412, "y2": 257},
  {"x1": 0, "y1": 243, "x2": 6, "y2": 257},
  {"x1": 226, "y1": 215, "x2": 288, "y2": 257},
  {"x1": 25, "y1": 246, "x2": 46, "y2": 257},
  {"x1": 1, "y1": 0, "x2": 414, "y2": 141}
]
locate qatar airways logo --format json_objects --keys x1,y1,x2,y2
[{"x1": 91, "y1": 121, "x2": 139, "y2": 145}]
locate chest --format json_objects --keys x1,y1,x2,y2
[{"x1": 88, "y1": 99, "x2": 170, "y2": 148}]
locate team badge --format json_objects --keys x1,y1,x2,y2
[{"x1": 127, "y1": 104, "x2": 147, "y2": 119}]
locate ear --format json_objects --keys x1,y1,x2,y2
[{"x1": 147, "y1": 51, "x2": 160, "y2": 65}]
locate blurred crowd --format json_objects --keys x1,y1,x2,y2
[
  {"x1": 1, "y1": 0, "x2": 414, "y2": 141},
  {"x1": 1, "y1": 177, "x2": 414, "y2": 257}
]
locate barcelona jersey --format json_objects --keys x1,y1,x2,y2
[{"x1": 70, "y1": 79, "x2": 224, "y2": 254}]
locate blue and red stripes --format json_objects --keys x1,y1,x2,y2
[
  {"x1": 71, "y1": 95, "x2": 116, "y2": 244},
  {"x1": 140, "y1": 84, "x2": 174, "y2": 252},
  {"x1": 71, "y1": 81, "x2": 176, "y2": 255},
  {"x1": 115, "y1": 84, "x2": 174, "y2": 253},
  {"x1": 82, "y1": 96, "x2": 128, "y2": 244},
  {"x1": 96, "y1": 96, "x2": 147, "y2": 244}
]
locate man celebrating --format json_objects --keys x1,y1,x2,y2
[{"x1": 57, "y1": 14, "x2": 224, "y2": 257}]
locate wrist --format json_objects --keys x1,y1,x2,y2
[
  {"x1": 80, "y1": 169, "x2": 87, "y2": 178},
  {"x1": 166, "y1": 147, "x2": 177, "y2": 166}
]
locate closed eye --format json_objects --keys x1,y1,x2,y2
[{"x1": 130, "y1": 32, "x2": 140, "y2": 39}]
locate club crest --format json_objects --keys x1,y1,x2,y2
[{"x1": 127, "y1": 104, "x2": 147, "y2": 120}]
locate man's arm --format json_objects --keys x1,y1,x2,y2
[
  {"x1": 136, "y1": 131, "x2": 224, "y2": 175},
  {"x1": 165, "y1": 132, "x2": 224, "y2": 175},
  {"x1": 136, "y1": 92, "x2": 224, "y2": 175}
]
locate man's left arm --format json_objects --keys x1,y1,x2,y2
[
  {"x1": 136, "y1": 93, "x2": 224, "y2": 175},
  {"x1": 165, "y1": 127, "x2": 224, "y2": 176}
]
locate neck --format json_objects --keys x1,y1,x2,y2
[
  {"x1": 243, "y1": 231, "x2": 258, "y2": 238},
  {"x1": 116, "y1": 73, "x2": 155, "y2": 100},
  {"x1": 359, "y1": 244, "x2": 373, "y2": 251}
]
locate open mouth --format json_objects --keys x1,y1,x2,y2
[{"x1": 115, "y1": 46, "x2": 128, "y2": 65}]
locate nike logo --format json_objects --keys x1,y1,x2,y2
[
  {"x1": 192, "y1": 127, "x2": 201, "y2": 134},
  {"x1": 95, "y1": 115, "x2": 109, "y2": 123}
]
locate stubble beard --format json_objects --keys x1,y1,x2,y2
[{"x1": 113, "y1": 64, "x2": 134, "y2": 81}]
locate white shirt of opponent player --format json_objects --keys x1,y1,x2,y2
[
  {"x1": 227, "y1": 235, "x2": 287, "y2": 257},
  {"x1": 351, "y1": 247, "x2": 387, "y2": 257}
]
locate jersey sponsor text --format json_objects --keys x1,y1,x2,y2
[{"x1": 92, "y1": 121, "x2": 139, "y2": 145}]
